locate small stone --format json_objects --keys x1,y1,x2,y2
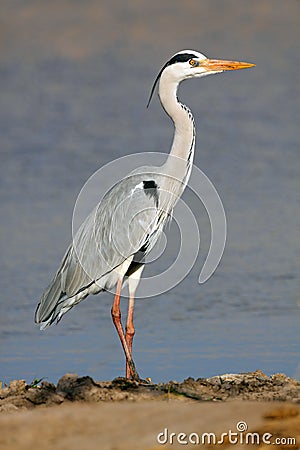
[{"x1": 9, "y1": 380, "x2": 26, "y2": 393}]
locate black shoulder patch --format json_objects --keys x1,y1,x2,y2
[
  {"x1": 143, "y1": 180, "x2": 157, "y2": 189},
  {"x1": 143, "y1": 180, "x2": 159, "y2": 207}
]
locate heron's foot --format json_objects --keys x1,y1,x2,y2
[
  {"x1": 112, "y1": 375, "x2": 152, "y2": 388},
  {"x1": 128, "y1": 372, "x2": 153, "y2": 386},
  {"x1": 136, "y1": 377, "x2": 153, "y2": 385},
  {"x1": 129, "y1": 375, "x2": 152, "y2": 385},
  {"x1": 125, "y1": 360, "x2": 152, "y2": 385},
  {"x1": 126, "y1": 359, "x2": 140, "y2": 381}
]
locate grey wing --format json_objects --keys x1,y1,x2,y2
[
  {"x1": 35, "y1": 174, "x2": 162, "y2": 325},
  {"x1": 67, "y1": 176, "x2": 161, "y2": 292}
]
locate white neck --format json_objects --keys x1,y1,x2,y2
[{"x1": 158, "y1": 71, "x2": 195, "y2": 189}]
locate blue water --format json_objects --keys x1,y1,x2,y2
[{"x1": 0, "y1": 0, "x2": 299, "y2": 384}]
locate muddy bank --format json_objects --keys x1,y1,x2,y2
[{"x1": 1, "y1": 371, "x2": 299, "y2": 412}]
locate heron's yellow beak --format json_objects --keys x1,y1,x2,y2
[{"x1": 202, "y1": 59, "x2": 255, "y2": 72}]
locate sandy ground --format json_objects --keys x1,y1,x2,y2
[{"x1": 1, "y1": 372, "x2": 300, "y2": 449}]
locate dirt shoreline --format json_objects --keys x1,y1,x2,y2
[
  {"x1": 1, "y1": 371, "x2": 299, "y2": 449},
  {"x1": 1, "y1": 370, "x2": 300, "y2": 411}
]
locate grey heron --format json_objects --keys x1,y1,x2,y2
[{"x1": 35, "y1": 50, "x2": 254, "y2": 380}]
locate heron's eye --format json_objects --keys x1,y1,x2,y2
[{"x1": 189, "y1": 59, "x2": 197, "y2": 67}]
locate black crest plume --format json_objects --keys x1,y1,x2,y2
[{"x1": 146, "y1": 52, "x2": 197, "y2": 108}]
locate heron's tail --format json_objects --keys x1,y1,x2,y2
[
  {"x1": 35, "y1": 245, "x2": 74, "y2": 329},
  {"x1": 35, "y1": 237, "x2": 104, "y2": 329},
  {"x1": 35, "y1": 271, "x2": 67, "y2": 329},
  {"x1": 35, "y1": 277, "x2": 87, "y2": 330}
]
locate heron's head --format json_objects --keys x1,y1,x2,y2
[{"x1": 147, "y1": 50, "x2": 255, "y2": 107}]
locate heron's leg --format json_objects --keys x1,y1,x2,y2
[
  {"x1": 125, "y1": 295, "x2": 135, "y2": 379},
  {"x1": 126, "y1": 265, "x2": 144, "y2": 379},
  {"x1": 111, "y1": 277, "x2": 139, "y2": 380}
]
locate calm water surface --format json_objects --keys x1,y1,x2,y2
[{"x1": 0, "y1": 1, "x2": 299, "y2": 383}]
